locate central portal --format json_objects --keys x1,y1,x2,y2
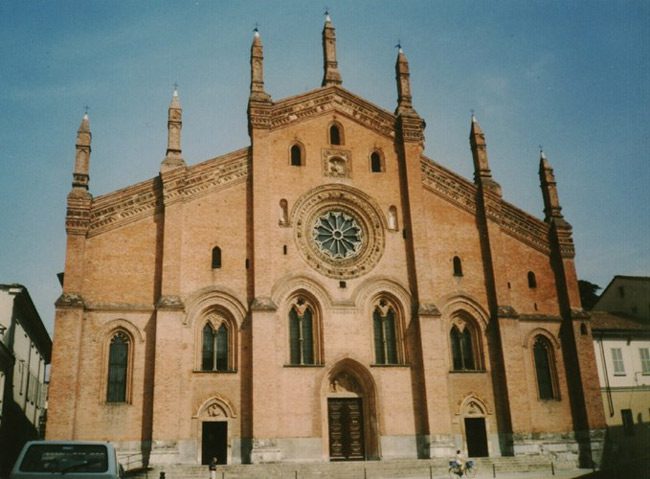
[
  {"x1": 201, "y1": 421, "x2": 227, "y2": 465},
  {"x1": 328, "y1": 398, "x2": 365, "y2": 461}
]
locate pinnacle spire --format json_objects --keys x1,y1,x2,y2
[
  {"x1": 72, "y1": 111, "x2": 91, "y2": 191},
  {"x1": 395, "y1": 46, "x2": 414, "y2": 115},
  {"x1": 539, "y1": 150, "x2": 564, "y2": 222},
  {"x1": 250, "y1": 26, "x2": 271, "y2": 102},
  {"x1": 161, "y1": 86, "x2": 185, "y2": 172},
  {"x1": 322, "y1": 12, "x2": 342, "y2": 86},
  {"x1": 469, "y1": 114, "x2": 501, "y2": 194}
]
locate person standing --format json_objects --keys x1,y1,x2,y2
[{"x1": 209, "y1": 457, "x2": 218, "y2": 479}]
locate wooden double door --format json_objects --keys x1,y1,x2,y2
[{"x1": 328, "y1": 398, "x2": 365, "y2": 461}]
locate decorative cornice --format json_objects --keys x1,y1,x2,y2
[
  {"x1": 251, "y1": 296, "x2": 277, "y2": 312},
  {"x1": 87, "y1": 149, "x2": 249, "y2": 237},
  {"x1": 84, "y1": 302, "x2": 155, "y2": 313},
  {"x1": 550, "y1": 220, "x2": 576, "y2": 259},
  {"x1": 421, "y1": 159, "x2": 477, "y2": 215},
  {"x1": 269, "y1": 87, "x2": 395, "y2": 139},
  {"x1": 418, "y1": 302, "x2": 441, "y2": 317},
  {"x1": 55, "y1": 293, "x2": 85, "y2": 309},
  {"x1": 396, "y1": 113, "x2": 425, "y2": 144},
  {"x1": 500, "y1": 201, "x2": 551, "y2": 254},
  {"x1": 421, "y1": 158, "x2": 551, "y2": 255},
  {"x1": 570, "y1": 308, "x2": 590, "y2": 320},
  {"x1": 88, "y1": 178, "x2": 161, "y2": 237},
  {"x1": 66, "y1": 192, "x2": 92, "y2": 235},
  {"x1": 497, "y1": 305, "x2": 519, "y2": 318},
  {"x1": 519, "y1": 313, "x2": 563, "y2": 323},
  {"x1": 156, "y1": 295, "x2": 185, "y2": 311}
]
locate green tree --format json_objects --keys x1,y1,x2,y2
[{"x1": 578, "y1": 280, "x2": 601, "y2": 310}]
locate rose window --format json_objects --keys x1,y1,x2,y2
[{"x1": 312, "y1": 211, "x2": 363, "y2": 259}]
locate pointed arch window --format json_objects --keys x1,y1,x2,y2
[
  {"x1": 449, "y1": 320, "x2": 481, "y2": 371},
  {"x1": 527, "y1": 271, "x2": 537, "y2": 288},
  {"x1": 212, "y1": 247, "x2": 222, "y2": 269},
  {"x1": 373, "y1": 299, "x2": 400, "y2": 365},
  {"x1": 107, "y1": 331, "x2": 130, "y2": 403},
  {"x1": 289, "y1": 296, "x2": 318, "y2": 365},
  {"x1": 329, "y1": 123, "x2": 343, "y2": 145},
  {"x1": 453, "y1": 256, "x2": 463, "y2": 277},
  {"x1": 290, "y1": 144, "x2": 304, "y2": 166},
  {"x1": 370, "y1": 151, "x2": 383, "y2": 173},
  {"x1": 533, "y1": 335, "x2": 557, "y2": 399},
  {"x1": 202, "y1": 322, "x2": 230, "y2": 371}
]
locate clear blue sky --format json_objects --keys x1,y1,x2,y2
[{"x1": 1, "y1": 1, "x2": 648, "y2": 334}]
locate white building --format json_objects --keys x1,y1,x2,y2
[
  {"x1": 0, "y1": 284, "x2": 52, "y2": 476},
  {"x1": 591, "y1": 309, "x2": 650, "y2": 469}
]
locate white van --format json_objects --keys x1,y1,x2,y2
[{"x1": 10, "y1": 441, "x2": 123, "y2": 479}]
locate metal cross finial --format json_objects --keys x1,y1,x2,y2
[
  {"x1": 395, "y1": 39, "x2": 402, "y2": 50},
  {"x1": 253, "y1": 22, "x2": 259, "y2": 33},
  {"x1": 84, "y1": 105, "x2": 89, "y2": 115},
  {"x1": 173, "y1": 82, "x2": 179, "y2": 91},
  {"x1": 539, "y1": 144, "x2": 544, "y2": 153},
  {"x1": 324, "y1": 6, "x2": 329, "y2": 16}
]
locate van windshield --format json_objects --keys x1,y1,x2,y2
[{"x1": 20, "y1": 444, "x2": 108, "y2": 473}]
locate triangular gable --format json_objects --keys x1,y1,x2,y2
[
  {"x1": 88, "y1": 148, "x2": 249, "y2": 237},
  {"x1": 268, "y1": 85, "x2": 396, "y2": 139}
]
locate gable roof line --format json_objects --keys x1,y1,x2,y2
[
  {"x1": 268, "y1": 85, "x2": 396, "y2": 139},
  {"x1": 88, "y1": 147, "x2": 249, "y2": 236},
  {"x1": 420, "y1": 155, "x2": 551, "y2": 254}
]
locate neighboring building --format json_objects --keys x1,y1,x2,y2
[
  {"x1": 47, "y1": 18, "x2": 606, "y2": 468},
  {"x1": 593, "y1": 276, "x2": 650, "y2": 321},
  {"x1": 0, "y1": 284, "x2": 51, "y2": 476},
  {"x1": 591, "y1": 277, "x2": 650, "y2": 470}
]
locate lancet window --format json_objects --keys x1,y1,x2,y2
[
  {"x1": 373, "y1": 298, "x2": 400, "y2": 365},
  {"x1": 329, "y1": 123, "x2": 343, "y2": 145},
  {"x1": 453, "y1": 256, "x2": 463, "y2": 277},
  {"x1": 533, "y1": 335, "x2": 558, "y2": 399},
  {"x1": 107, "y1": 331, "x2": 130, "y2": 403},
  {"x1": 212, "y1": 247, "x2": 222, "y2": 269},
  {"x1": 450, "y1": 320, "x2": 480, "y2": 371},
  {"x1": 370, "y1": 151, "x2": 383, "y2": 172},
  {"x1": 289, "y1": 296, "x2": 318, "y2": 365},
  {"x1": 290, "y1": 143, "x2": 304, "y2": 166},
  {"x1": 202, "y1": 322, "x2": 230, "y2": 372}
]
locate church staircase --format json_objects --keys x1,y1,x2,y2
[{"x1": 127, "y1": 456, "x2": 583, "y2": 479}]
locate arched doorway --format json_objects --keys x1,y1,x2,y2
[
  {"x1": 323, "y1": 359, "x2": 379, "y2": 461},
  {"x1": 459, "y1": 396, "x2": 490, "y2": 458},
  {"x1": 195, "y1": 396, "x2": 237, "y2": 465}
]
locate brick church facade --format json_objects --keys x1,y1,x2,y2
[{"x1": 47, "y1": 17, "x2": 606, "y2": 466}]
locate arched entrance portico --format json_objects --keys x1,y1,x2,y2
[{"x1": 322, "y1": 359, "x2": 380, "y2": 461}]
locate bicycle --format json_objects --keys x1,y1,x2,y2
[{"x1": 448, "y1": 459, "x2": 477, "y2": 478}]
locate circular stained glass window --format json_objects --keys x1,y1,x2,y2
[{"x1": 312, "y1": 211, "x2": 363, "y2": 259}]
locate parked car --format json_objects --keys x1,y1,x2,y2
[{"x1": 10, "y1": 441, "x2": 123, "y2": 479}]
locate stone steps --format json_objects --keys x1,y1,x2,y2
[{"x1": 128, "y1": 456, "x2": 575, "y2": 479}]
